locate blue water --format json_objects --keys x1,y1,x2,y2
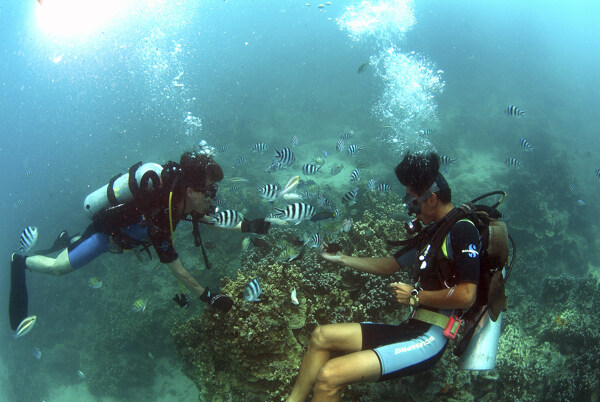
[{"x1": 1, "y1": 0, "x2": 599, "y2": 400}]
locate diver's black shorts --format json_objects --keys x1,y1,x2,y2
[{"x1": 361, "y1": 319, "x2": 448, "y2": 381}]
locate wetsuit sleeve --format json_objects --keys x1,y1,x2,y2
[
  {"x1": 449, "y1": 220, "x2": 481, "y2": 284},
  {"x1": 147, "y1": 224, "x2": 179, "y2": 264}
]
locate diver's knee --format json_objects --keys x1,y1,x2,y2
[
  {"x1": 52, "y1": 260, "x2": 73, "y2": 276},
  {"x1": 314, "y1": 363, "x2": 342, "y2": 395},
  {"x1": 310, "y1": 325, "x2": 327, "y2": 349}
]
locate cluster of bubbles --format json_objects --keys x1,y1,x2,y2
[
  {"x1": 137, "y1": 26, "x2": 201, "y2": 151},
  {"x1": 337, "y1": 0, "x2": 445, "y2": 154},
  {"x1": 372, "y1": 48, "x2": 445, "y2": 147},
  {"x1": 337, "y1": 0, "x2": 416, "y2": 42},
  {"x1": 196, "y1": 140, "x2": 216, "y2": 157}
]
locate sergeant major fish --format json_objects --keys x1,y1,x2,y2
[
  {"x1": 342, "y1": 188, "x2": 359, "y2": 206},
  {"x1": 274, "y1": 148, "x2": 295, "y2": 166},
  {"x1": 251, "y1": 142, "x2": 268, "y2": 152},
  {"x1": 19, "y1": 226, "x2": 38, "y2": 253},
  {"x1": 274, "y1": 203, "x2": 316, "y2": 224},
  {"x1": 519, "y1": 138, "x2": 534, "y2": 152},
  {"x1": 302, "y1": 164, "x2": 322, "y2": 175},
  {"x1": 259, "y1": 184, "x2": 280, "y2": 201},
  {"x1": 350, "y1": 168, "x2": 360, "y2": 183},
  {"x1": 505, "y1": 105, "x2": 526, "y2": 117},
  {"x1": 378, "y1": 183, "x2": 391, "y2": 193},
  {"x1": 346, "y1": 144, "x2": 362, "y2": 156},
  {"x1": 505, "y1": 158, "x2": 523, "y2": 168},
  {"x1": 244, "y1": 278, "x2": 262, "y2": 302},
  {"x1": 210, "y1": 210, "x2": 243, "y2": 228}
]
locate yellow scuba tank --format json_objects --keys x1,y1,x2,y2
[{"x1": 83, "y1": 162, "x2": 163, "y2": 218}]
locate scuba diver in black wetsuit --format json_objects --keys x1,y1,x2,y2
[
  {"x1": 287, "y1": 152, "x2": 510, "y2": 402},
  {"x1": 9, "y1": 150, "x2": 271, "y2": 331}
]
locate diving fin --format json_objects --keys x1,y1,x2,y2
[{"x1": 9, "y1": 253, "x2": 28, "y2": 331}]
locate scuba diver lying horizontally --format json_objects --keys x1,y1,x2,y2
[{"x1": 9, "y1": 149, "x2": 272, "y2": 331}]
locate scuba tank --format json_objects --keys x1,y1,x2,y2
[
  {"x1": 458, "y1": 308, "x2": 503, "y2": 370},
  {"x1": 83, "y1": 162, "x2": 163, "y2": 218}
]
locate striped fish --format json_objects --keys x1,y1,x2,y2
[
  {"x1": 244, "y1": 278, "x2": 262, "y2": 302},
  {"x1": 440, "y1": 155, "x2": 455, "y2": 166},
  {"x1": 19, "y1": 226, "x2": 38, "y2": 253},
  {"x1": 368, "y1": 178, "x2": 376, "y2": 191},
  {"x1": 519, "y1": 138, "x2": 534, "y2": 152},
  {"x1": 340, "y1": 133, "x2": 352, "y2": 141},
  {"x1": 210, "y1": 210, "x2": 243, "y2": 228},
  {"x1": 219, "y1": 146, "x2": 230, "y2": 153},
  {"x1": 274, "y1": 148, "x2": 295, "y2": 165},
  {"x1": 350, "y1": 168, "x2": 360, "y2": 182},
  {"x1": 378, "y1": 183, "x2": 391, "y2": 193},
  {"x1": 595, "y1": 168, "x2": 600, "y2": 180},
  {"x1": 304, "y1": 233, "x2": 322, "y2": 248},
  {"x1": 274, "y1": 203, "x2": 316, "y2": 224},
  {"x1": 505, "y1": 105, "x2": 526, "y2": 117},
  {"x1": 505, "y1": 158, "x2": 523, "y2": 168},
  {"x1": 346, "y1": 144, "x2": 362, "y2": 156},
  {"x1": 235, "y1": 156, "x2": 247, "y2": 166},
  {"x1": 317, "y1": 193, "x2": 332, "y2": 209},
  {"x1": 569, "y1": 184, "x2": 577, "y2": 194},
  {"x1": 259, "y1": 184, "x2": 280, "y2": 201},
  {"x1": 440, "y1": 155, "x2": 455, "y2": 173},
  {"x1": 302, "y1": 164, "x2": 321, "y2": 175},
  {"x1": 419, "y1": 129, "x2": 435, "y2": 136},
  {"x1": 336, "y1": 139, "x2": 345, "y2": 152},
  {"x1": 266, "y1": 160, "x2": 286, "y2": 173},
  {"x1": 251, "y1": 142, "x2": 268, "y2": 152},
  {"x1": 342, "y1": 188, "x2": 359, "y2": 206},
  {"x1": 291, "y1": 135, "x2": 298, "y2": 147},
  {"x1": 14, "y1": 315, "x2": 37, "y2": 339}
]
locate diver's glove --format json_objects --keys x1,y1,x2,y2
[
  {"x1": 199, "y1": 288, "x2": 233, "y2": 312},
  {"x1": 173, "y1": 293, "x2": 191, "y2": 309},
  {"x1": 241, "y1": 218, "x2": 271, "y2": 235}
]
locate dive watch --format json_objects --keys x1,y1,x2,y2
[{"x1": 408, "y1": 288, "x2": 420, "y2": 307}]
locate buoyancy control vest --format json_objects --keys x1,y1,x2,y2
[{"x1": 392, "y1": 191, "x2": 515, "y2": 339}]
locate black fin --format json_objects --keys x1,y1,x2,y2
[{"x1": 9, "y1": 254, "x2": 28, "y2": 331}]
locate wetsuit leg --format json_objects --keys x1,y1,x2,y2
[
  {"x1": 361, "y1": 320, "x2": 448, "y2": 381},
  {"x1": 67, "y1": 230, "x2": 110, "y2": 270}
]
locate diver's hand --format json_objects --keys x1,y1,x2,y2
[
  {"x1": 320, "y1": 252, "x2": 344, "y2": 265},
  {"x1": 241, "y1": 218, "x2": 271, "y2": 234},
  {"x1": 390, "y1": 282, "x2": 414, "y2": 305},
  {"x1": 199, "y1": 288, "x2": 233, "y2": 312},
  {"x1": 173, "y1": 293, "x2": 191, "y2": 309}
]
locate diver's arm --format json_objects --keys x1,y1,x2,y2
[
  {"x1": 166, "y1": 258, "x2": 206, "y2": 297},
  {"x1": 390, "y1": 282, "x2": 477, "y2": 310},
  {"x1": 321, "y1": 253, "x2": 401, "y2": 275}
]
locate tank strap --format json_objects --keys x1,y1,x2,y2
[
  {"x1": 412, "y1": 308, "x2": 450, "y2": 329},
  {"x1": 128, "y1": 162, "x2": 143, "y2": 198},
  {"x1": 106, "y1": 174, "x2": 122, "y2": 206}
]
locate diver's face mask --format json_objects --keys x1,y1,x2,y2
[
  {"x1": 403, "y1": 190, "x2": 433, "y2": 216},
  {"x1": 403, "y1": 180, "x2": 440, "y2": 216},
  {"x1": 202, "y1": 182, "x2": 219, "y2": 200}
]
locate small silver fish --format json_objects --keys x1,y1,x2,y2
[{"x1": 14, "y1": 315, "x2": 37, "y2": 339}]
